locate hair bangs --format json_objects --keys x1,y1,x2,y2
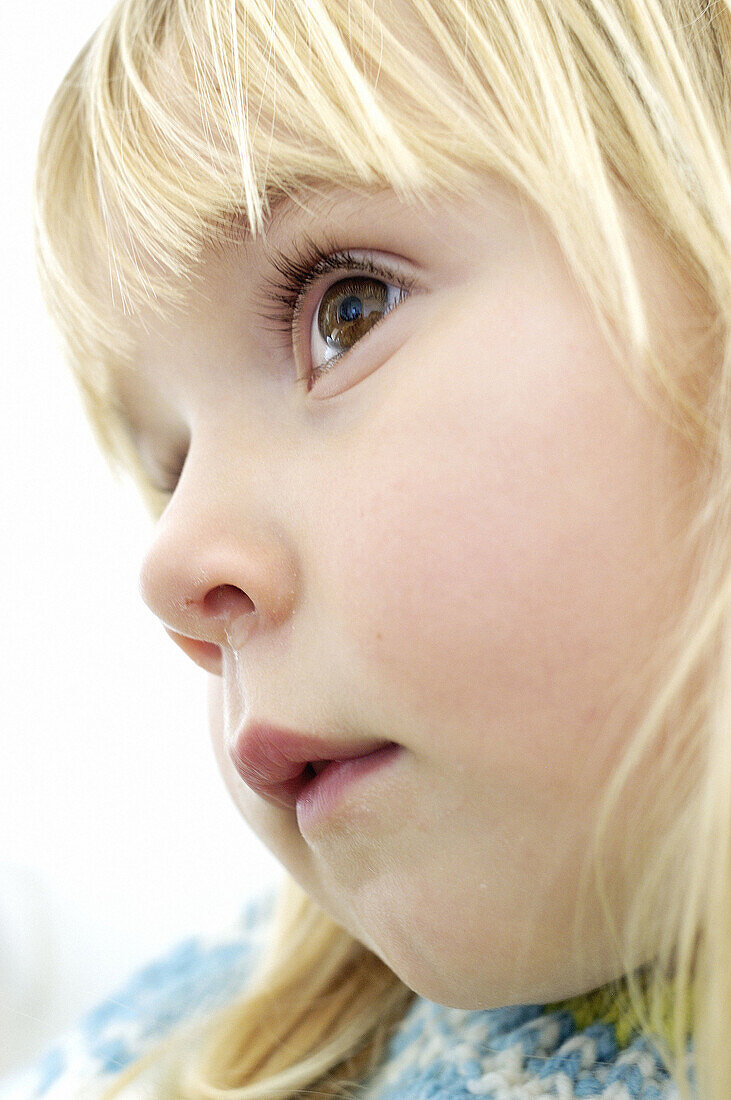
[{"x1": 36, "y1": 0, "x2": 667, "y2": 410}]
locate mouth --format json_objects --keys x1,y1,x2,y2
[
  {"x1": 309, "y1": 760, "x2": 330, "y2": 776},
  {"x1": 228, "y1": 720, "x2": 399, "y2": 812}
]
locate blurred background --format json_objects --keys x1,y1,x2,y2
[{"x1": 0, "y1": 0, "x2": 282, "y2": 1081}]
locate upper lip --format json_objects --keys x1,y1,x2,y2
[{"x1": 229, "y1": 721, "x2": 393, "y2": 809}]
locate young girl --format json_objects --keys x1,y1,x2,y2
[{"x1": 13, "y1": 0, "x2": 729, "y2": 1095}]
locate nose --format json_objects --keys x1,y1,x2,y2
[{"x1": 138, "y1": 502, "x2": 298, "y2": 677}]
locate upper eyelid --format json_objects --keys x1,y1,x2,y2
[
  {"x1": 293, "y1": 257, "x2": 414, "y2": 334},
  {"x1": 257, "y1": 243, "x2": 418, "y2": 314}
]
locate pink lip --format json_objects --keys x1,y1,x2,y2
[
  {"x1": 228, "y1": 721, "x2": 398, "y2": 812},
  {"x1": 294, "y1": 744, "x2": 403, "y2": 832}
]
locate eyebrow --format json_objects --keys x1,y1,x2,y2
[
  {"x1": 224, "y1": 189, "x2": 328, "y2": 241},
  {"x1": 225, "y1": 186, "x2": 387, "y2": 251}
]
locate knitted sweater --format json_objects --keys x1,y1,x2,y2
[{"x1": 0, "y1": 888, "x2": 694, "y2": 1099}]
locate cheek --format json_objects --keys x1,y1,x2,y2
[{"x1": 321, "y1": 272, "x2": 692, "y2": 772}]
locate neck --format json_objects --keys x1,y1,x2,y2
[{"x1": 543, "y1": 962, "x2": 695, "y2": 1055}]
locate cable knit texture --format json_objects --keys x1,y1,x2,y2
[{"x1": 0, "y1": 889, "x2": 695, "y2": 1099}]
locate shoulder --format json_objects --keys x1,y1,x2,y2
[{"x1": 0, "y1": 888, "x2": 277, "y2": 1100}]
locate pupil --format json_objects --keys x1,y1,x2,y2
[{"x1": 338, "y1": 295, "x2": 362, "y2": 322}]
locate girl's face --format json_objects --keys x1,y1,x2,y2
[{"x1": 119, "y1": 179, "x2": 703, "y2": 1008}]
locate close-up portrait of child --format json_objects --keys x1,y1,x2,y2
[{"x1": 2, "y1": 0, "x2": 730, "y2": 1096}]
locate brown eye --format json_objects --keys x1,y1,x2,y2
[
  {"x1": 317, "y1": 276, "x2": 389, "y2": 353},
  {"x1": 260, "y1": 244, "x2": 418, "y2": 392}
]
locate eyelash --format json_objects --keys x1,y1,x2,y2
[{"x1": 257, "y1": 233, "x2": 418, "y2": 388}]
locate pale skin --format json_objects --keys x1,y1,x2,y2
[{"x1": 116, "y1": 177, "x2": 706, "y2": 1009}]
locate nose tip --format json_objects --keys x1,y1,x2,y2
[{"x1": 138, "y1": 515, "x2": 299, "y2": 663}]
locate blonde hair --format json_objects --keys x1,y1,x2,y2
[{"x1": 34, "y1": 0, "x2": 730, "y2": 1096}]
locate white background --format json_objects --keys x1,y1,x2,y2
[{"x1": 0, "y1": 0, "x2": 282, "y2": 1080}]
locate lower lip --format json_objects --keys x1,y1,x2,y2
[{"x1": 295, "y1": 743, "x2": 402, "y2": 833}]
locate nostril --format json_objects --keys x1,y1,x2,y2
[{"x1": 204, "y1": 584, "x2": 256, "y2": 618}]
